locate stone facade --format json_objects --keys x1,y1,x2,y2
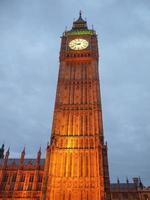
[
  {"x1": 0, "y1": 148, "x2": 44, "y2": 199},
  {"x1": 0, "y1": 13, "x2": 111, "y2": 200},
  {"x1": 1, "y1": 153, "x2": 149, "y2": 200},
  {"x1": 140, "y1": 187, "x2": 150, "y2": 200},
  {"x1": 110, "y1": 178, "x2": 150, "y2": 200},
  {"x1": 41, "y1": 12, "x2": 111, "y2": 200}
]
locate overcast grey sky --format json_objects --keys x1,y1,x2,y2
[{"x1": 0, "y1": 0, "x2": 150, "y2": 185}]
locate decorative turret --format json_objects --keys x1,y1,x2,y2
[
  {"x1": 133, "y1": 177, "x2": 140, "y2": 187},
  {"x1": 72, "y1": 11, "x2": 88, "y2": 30},
  {"x1": 0, "y1": 144, "x2": 4, "y2": 159},
  {"x1": 20, "y1": 147, "x2": 25, "y2": 167},
  {"x1": 36, "y1": 147, "x2": 41, "y2": 167},
  {"x1": 5, "y1": 148, "x2": 9, "y2": 159},
  {"x1": 126, "y1": 177, "x2": 129, "y2": 184},
  {"x1": 3, "y1": 147, "x2": 10, "y2": 167},
  {"x1": 139, "y1": 177, "x2": 144, "y2": 189}
]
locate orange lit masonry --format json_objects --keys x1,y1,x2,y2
[
  {"x1": 0, "y1": 12, "x2": 111, "y2": 200},
  {"x1": 41, "y1": 12, "x2": 111, "y2": 200}
]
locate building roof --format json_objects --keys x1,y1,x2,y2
[
  {"x1": 110, "y1": 183, "x2": 137, "y2": 190},
  {"x1": 72, "y1": 11, "x2": 88, "y2": 30},
  {"x1": 0, "y1": 158, "x2": 45, "y2": 166}
]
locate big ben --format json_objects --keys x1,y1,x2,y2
[{"x1": 41, "y1": 12, "x2": 111, "y2": 200}]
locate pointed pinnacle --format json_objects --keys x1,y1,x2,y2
[
  {"x1": 22, "y1": 146, "x2": 25, "y2": 154},
  {"x1": 7, "y1": 147, "x2": 10, "y2": 153},
  {"x1": 79, "y1": 10, "x2": 82, "y2": 17},
  {"x1": 38, "y1": 146, "x2": 41, "y2": 154},
  {"x1": 5, "y1": 147, "x2": 10, "y2": 158},
  {"x1": 1, "y1": 144, "x2": 5, "y2": 151}
]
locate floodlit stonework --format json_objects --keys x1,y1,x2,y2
[
  {"x1": 41, "y1": 11, "x2": 110, "y2": 200},
  {"x1": 1, "y1": 12, "x2": 149, "y2": 200},
  {"x1": 0, "y1": 13, "x2": 111, "y2": 200}
]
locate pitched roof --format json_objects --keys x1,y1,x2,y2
[
  {"x1": 111, "y1": 183, "x2": 137, "y2": 190},
  {"x1": 0, "y1": 158, "x2": 45, "y2": 166}
]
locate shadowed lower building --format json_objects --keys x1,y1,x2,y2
[
  {"x1": 110, "y1": 177, "x2": 150, "y2": 200},
  {"x1": 0, "y1": 147, "x2": 44, "y2": 199}
]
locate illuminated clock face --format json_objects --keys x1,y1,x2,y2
[{"x1": 69, "y1": 39, "x2": 89, "y2": 50}]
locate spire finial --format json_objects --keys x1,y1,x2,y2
[
  {"x1": 20, "y1": 146, "x2": 25, "y2": 166},
  {"x1": 0, "y1": 144, "x2": 5, "y2": 159},
  {"x1": 5, "y1": 147, "x2": 10, "y2": 159},
  {"x1": 7, "y1": 147, "x2": 10, "y2": 154},
  {"x1": 36, "y1": 146, "x2": 41, "y2": 167},
  {"x1": 126, "y1": 176, "x2": 129, "y2": 184},
  {"x1": 79, "y1": 10, "x2": 82, "y2": 18},
  {"x1": 47, "y1": 141, "x2": 49, "y2": 148},
  {"x1": 38, "y1": 146, "x2": 41, "y2": 155},
  {"x1": 3, "y1": 147, "x2": 10, "y2": 167},
  {"x1": 21, "y1": 146, "x2": 25, "y2": 158},
  {"x1": 22, "y1": 146, "x2": 25, "y2": 154},
  {"x1": 117, "y1": 177, "x2": 120, "y2": 184}
]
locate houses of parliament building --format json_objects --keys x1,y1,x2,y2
[{"x1": 0, "y1": 12, "x2": 149, "y2": 200}]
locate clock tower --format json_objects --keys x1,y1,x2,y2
[{"x1": 41, "y1": 12, "x2": 111, "y2": 200}]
